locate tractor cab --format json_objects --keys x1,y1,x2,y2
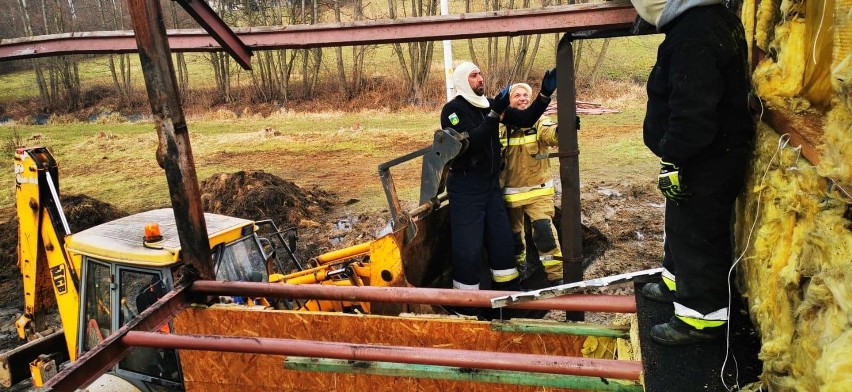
[{"x1": 66, "y1": 208, "x2": 271, "y2": 391}]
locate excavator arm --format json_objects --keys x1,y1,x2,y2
[{"x1": 12, "y1": 147, "x2": 82, "y2": 357}]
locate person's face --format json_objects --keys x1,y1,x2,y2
[
  {"x1": 509, "y1": 88, "x2": 530, "y2": 110},
  {"x1": 468, "y1": 70, "x2": 485, "y2": 96}
]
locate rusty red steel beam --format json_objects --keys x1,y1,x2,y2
[
  {"x1": 0, "y1": 2, "x2": 637, "y2": 61},
  {"x1": 122, "y1": 331, "x2": 644, "y2": 380},
  {"x1": 43, "y1": 285, "x2": 193, "y2": 391},
  {"x1": 127, "y1": 0, "x2": 216, "y2": 280},
  {"x1": 190, "y1": 281, "x2": 638, "y2": 313},
  {"x1": 173, "y1": 0, "x2": 252, "y2": 70}
]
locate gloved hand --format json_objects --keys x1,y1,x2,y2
[
  {"x1": 491, "y1": 84, "x2": 511, "y2": 114},
  {"x1": 658, "y1": 160, "x2": 690, "y2": 202},
  {"x1": 540, "y1": 67, "x2": 558, "y2": 97}
]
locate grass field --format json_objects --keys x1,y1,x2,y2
[
  {"x1": 0, "y1": 32, "x2": 662, "y2": 219},
  {"x1": 0, "y1": 90, "x2": 657, "y2": 220}
]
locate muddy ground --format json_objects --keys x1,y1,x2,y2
[{"x1": 0, "y1": 170, "x2": 664, "y2": 389}]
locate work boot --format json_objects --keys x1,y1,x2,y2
[
  {"x1": 548, "y1": 279, "x2": 564, "y2": 287},
  {"x1": 650, "y1": 317, "x2": 724, "y2": 346},
  {"x1": 641, "y1": 282, "x2": 675, "y2": 303}
]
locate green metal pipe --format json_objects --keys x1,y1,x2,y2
[
  {"x1": 491, "y1": 320, "x2": 630, "y2": 338},
  {"x1": 284, "y1": 357, "x2": 644, "y2": 392}
]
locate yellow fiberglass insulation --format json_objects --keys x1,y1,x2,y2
[
  {"x1": 816, "y1": 107, "x2": 852, "y2": 185},
  {"x1": 736, "y1": 125, "x2": 852, "y2": 391},
  {"x1": 753, "y1": 17, "x2": 809, "y2": 110},
  {"x1": 754, "y1": 0, "x2": 780, "y2": 51}
]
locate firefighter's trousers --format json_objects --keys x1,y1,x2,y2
[
  {"x1": 447, "y1": 172, "x2": 520, "y2": 290},
  {"x1": 663, "y1": 147, "x2": 749, "y2": 329},
  {"x1": 506, "y1": 196, "x2": 564, "y2": 282}
]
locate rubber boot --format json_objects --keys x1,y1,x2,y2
[
  {"x1": 650, "y1": 316, "x2": 724, "y2": 346},
  {"x1": 641, "y1": 282, "x2": 675, "y2": 303}
]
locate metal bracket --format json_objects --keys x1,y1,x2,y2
[
  {"x1": 378, "y1": 128, "x2": 467, "y2": 235},
  {"x1": 548, "y1": 149, "x2": 580, "y2": 158},
  {"x1": 490, "y1": 268, "x2": 663, "y2": 308}
]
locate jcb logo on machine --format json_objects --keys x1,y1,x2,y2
[
  {"x1": 14, "y1": 163, "x2": 37, "y2": 186},
  {"x1": 51, "y1": 265, "x2": 68, "y2": 295}
]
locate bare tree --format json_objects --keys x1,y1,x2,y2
[
  {"x1": 32, "y1": 0, "x2": 82, "y2": 111},
  {"x1": 169, "y1": 1, "x2": 189, "y2": 100},
  {"x1": 333, "y1": 0, "x2": 370, "y2": 99},
  {"x1": 95, "y1": 0, "x2": 133, "y2": 107},
  {"x1": 16, "y1": 0, "x2": 53, "y2": 110},
  {"x1": 388, "y1": 0, "x2": 437, "y2": 104},
  {"x1": 585, "y1": 38, "x2": 611, "y2": 86},
  {"x1": 300, "y1": 0, "x2": 323, "y2": 99},
  {"x1": 464, "y1": 0, "x2": 542, "y2": 92}
]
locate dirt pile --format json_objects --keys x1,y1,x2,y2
[
  {"x1": 200, "y1": 171, "x2": 336, "y2": 228},
  {"x1": 200, "y1": 171, "x2": 356, "y2": 260}
]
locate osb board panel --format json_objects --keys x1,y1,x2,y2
[{"x1": 173, "y1": 307, "x2": 589, "y2": 391}]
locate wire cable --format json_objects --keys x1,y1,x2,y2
[
  {"x1": 812, "y1": 1, "x2": 827, "y2": 65},
  {"x1": 721, "y1": 132, "x2": 793, "y2": 391}
]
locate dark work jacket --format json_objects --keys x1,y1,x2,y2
[
  {"x1": 644, "y1": 5, "x2": 754, "y2": 165},
  {"x1": 440, "y1": 95, "x2": 549, "y2": 176}
]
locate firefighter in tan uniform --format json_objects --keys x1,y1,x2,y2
[{"x1": 499, "y1": 83, "x2": 563, "y2": 285}]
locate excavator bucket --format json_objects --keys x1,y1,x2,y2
[{"x1": 376, "y1": 128, "x2": 465, "y2": 290}]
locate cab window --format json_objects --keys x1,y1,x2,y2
[
  {"x1": 117, "y1": 268, "x2": 181, "y2": 383},
  {"x1": 82, "y1": 261, "x2": 112, "y2": 351},
  {"x1": 215, "y1": 236, "x2": 268, "y2": 282}
]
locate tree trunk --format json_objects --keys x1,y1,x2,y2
[
  {"x1": 170, "y1": 1, "x2": 189, "y2": 100},
  {"x1": 333, "y1": 0, "x2": 349, "y2": 97},
  {"x1": 306, "y1": 0, "x2": 321, "y2": 98},
  {"x1": 388, "y1": 0, "x2": 437, "y2": 104},
  {"x1": 587, "y1": 38, "x2": 611, "y2": 87},
  {"x1": 18, "y1": 0, "x2": 51, "y2": 109},
  {"x1": 209, "y1": 1, "x2": 232, "y2": 103}
]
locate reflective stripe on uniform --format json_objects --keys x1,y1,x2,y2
[
  {"x1": 503, "y1": 180, "x2": 555, "y2": 203},
  {"x1": 504, "y1": 180, "x2": 554, "y2": 195},
  {"x1": 674, "y1": 302, "x2": 728, "y2": 329},
  {"x1": 491, "y1": 267, "x2": 520, "y2": 283},
  {"x1": 499, "y1": 133, "x2": 539, "y2": 147},
  {"x1": 453, "y1": 280, "x2": 480, "y2": 290},
  {"x1": 540, "y1": 252, "x2": 562, "y2": 267},
  {"x1": 662, "y1": 268, "x2": 677, "y2": 291},
  {"x1": 515, "y1": 252, "x2": 527, "y2": 264}
]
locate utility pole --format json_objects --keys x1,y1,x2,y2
[{"x1": 440, "y1": 0, "x2": 454, "y2": 101}]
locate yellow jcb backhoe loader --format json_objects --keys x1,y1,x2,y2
[
  {"x1": 4, "y1": 133, "x2": 639, "y2": 392},
  {"x1": 2, "y1": 146, "x2": 422, "y2": 390}
]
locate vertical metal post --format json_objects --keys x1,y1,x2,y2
[
  {"x1": 126, "y1": 0, "x2": 214, "y2": 279},
  {"x1": 556, "y1": 34, "x2": 584, "y2": 321}
]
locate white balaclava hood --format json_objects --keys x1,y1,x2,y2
[
  {"x1": 452, "y1": 62, "x2": 490, "y2": 109},
  {"x1": 629, "y1": 0, "x2": 666, "y2": 26},
  {"x1": 631, "y1": 0, "x2": 724, "y2": 29}
]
